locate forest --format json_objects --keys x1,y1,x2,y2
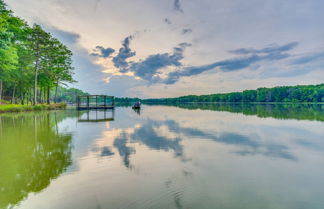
[
  {"x1": 0, "y1": 0, "x2": 74, "y2": 105},
  {"x1": 51, "y1": 86, "x2": 88, "y2": 103},
  {"x1": 144, "y1": 84, "x2": 324, "y2": 104},
  {"x1": 57, "y1": 84, "x2": 324, "y2": 105}
]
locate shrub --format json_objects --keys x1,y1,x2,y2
[{"x1": 0, "y1": 103, "x2": 67, "y2": 113}]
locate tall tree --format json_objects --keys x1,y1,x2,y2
[
  {"x1": 0, "y1": 0, "x2": 75, "y2": 105},
  {"x1": 0, "y1": 4, "x2": 18, "y2": 102},
  {"x1": 27, "y1": 24, "x2": 51, "y2": 104}
]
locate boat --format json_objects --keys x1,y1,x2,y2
[{"x1": 132, "y1": 101, "x2": 141, "y2": 109}]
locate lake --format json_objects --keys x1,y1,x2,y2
[{"x1": 1, "y1": 104, "x2": 324, "y2": 209}]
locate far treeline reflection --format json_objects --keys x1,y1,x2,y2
[
  {"x1": 0, "y1": 111, "x2": 74, "y2": 209},
  {"x1": 144, "y1": 103, "x2": 324, "y2": 122}
]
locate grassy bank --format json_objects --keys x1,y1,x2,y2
[{"x1": 0, "y1": 103, "x2": 67, "y2": 113}]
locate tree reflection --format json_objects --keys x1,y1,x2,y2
[
  {"x1": 0, "y1": 112, "x2": 73, "y2": 209},
  {"x1": 149, "y1": 103, "x2": 324, "y2": 122}
]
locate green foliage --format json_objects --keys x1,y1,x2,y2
[
  {"x1": 0, "y1": 1, "x2": 74, "y2": 105},
  {"x1": 50, "y1": 86, "x2": 89, "y2": 103},
  {"x1": 0, "y1": 0, "x2": 7, "y2": 12},
  {"x1": 0, "y1": 99, "x2": 9, "y2": 104},
  {"x1": 144, "y1": 84, "x2": 324, "y2": 104},
  {"x1": 115, "y1": 97, "x2": 141, "y2": 105},
  {"x1": 0, "y1": 103, "x2": 66, "y2": 113}
]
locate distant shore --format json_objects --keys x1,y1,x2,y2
[
  {"x1": 142, "y1": 101, "x2": 324, "y2": 105},
  {"x1": 0, "y1": 103, "x2": 67, "y2": 113}
]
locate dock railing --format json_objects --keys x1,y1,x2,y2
[{"x1": 77, "y1": 95, "x2": 115, "y2": 110}]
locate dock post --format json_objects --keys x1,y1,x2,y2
[
  {"x1": 78, "y1": 96, "x2": 80, "y2": 109},
  {"x1": 96, "y1": 95, "x2": 98, "y2": 109}
]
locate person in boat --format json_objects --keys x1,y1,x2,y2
[{"x1": 132, "y1": 101, "x2": 141, "y2": 108}]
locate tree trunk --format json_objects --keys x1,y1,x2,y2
[
  {"x1": 41, "y1": 88, "x2": 44, "y2": 104},
  {"x1": 34, "y1": 70, "x2": 38, "y2": 105},
  {"x1": 54, "y1": 83, "x2": 58, "y2": 103},
  {"x1": 43, "y1": 88, "x2": 45, "y2": 104},
  {"x1": 34, "y1": 65, "x2": 38, "y2": 105},
  {"x1": 29, "y1": 88, "x2": 33, "y2": 105},
  {"x1": 26, "y1": 90, "x2": 29, "y2": 105},
  {"x1": 21, "y1": 92, "x2": 24, "y2": 105},
  {"x1": 47, "y1": 87, "x2": 50, "y2": 104},
  {"x1": 11, "y1": 85, "x2": 16, "y2": 104},
  {"x1": 0, "y1": 80, "x2": 2, "y2": 103},
  {"x1": 39, "y1": 88, "x2": 42, "y2": 104}
]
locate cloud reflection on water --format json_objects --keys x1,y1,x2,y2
[{"x1": 108, "y1": 117, "x2": 297, "y2": 169}]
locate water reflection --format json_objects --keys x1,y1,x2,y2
[
  {"x1": 132, "y1": 107, "x2": 141, "y2": 115},
  {"x1": 1, "y1": 105, "x2": 324, "y2": 209},
  {"x1": 147, "y1": 103, "x2": 324, "y2": 122},
  {"x1": 113, "y1": 133, "x2": 136, "y2": 168},
  {"x1": 113, "y1": 120, "x2": 184, "y2": 168},
  {"x1": 100, "y1": 146, "x2": 114, "y2": 157},
  {"x1": 0, "y1": 112, "x2": 73, "y2": 209},
  {"x1": 108, "y1": 118, "x2": 297, "y2": 169},
  {"x1": 164, "y1": 120, "x2": 297, "y2": 160},
  {"x1": 78, "y1": 110, "x2": 115, "y2": 122}
]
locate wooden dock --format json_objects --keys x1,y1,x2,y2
[{"x1": 77, "y1": 95, "x2": 115, "y2": 110}]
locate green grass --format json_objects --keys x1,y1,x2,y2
[
  {"x1": 0, "y1": 99, "x2": 10, "y2": 105},
  {"x1": 0, "y1": 103, "x2": 67, "y2": 113}
]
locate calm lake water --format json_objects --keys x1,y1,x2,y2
[{"x1": 1, "y1": 104, "x2": 324, "y2": 209}]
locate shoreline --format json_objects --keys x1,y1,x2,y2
[
  {"x1": 142, "y1": 102, "x2": 324, "y2": 105},
  {"x1": 0, "y1": 103, "x2": 67, "y2": 113}
]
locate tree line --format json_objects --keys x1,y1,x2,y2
[
  {"x1": 51, "y1": 86, "x2": 89, "y2": 103},
  {"x1": 0, "y1": 0, "x2": 74, "y2": 105},
  {"x1": 144, "y1": 84, "x2": 324, "y2": 104},
  {"x1": 49, "y1": 84, "x2": 324, "y2": 105}
]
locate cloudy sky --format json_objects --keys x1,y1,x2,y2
[{"x1": 7, "y1": 0, "x2": 324, "y2": 98}]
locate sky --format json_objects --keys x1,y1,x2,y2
[{"x1": 7, "y1": 0, "x2": 324, "y2": 98}]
